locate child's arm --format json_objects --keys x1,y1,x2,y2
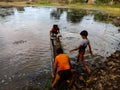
[
  {"x1": 68, "y1": 57, "x2": 72, "y2": 69},
  {"x1": 88, "y1": 43, "x2": 93, "y2": 56},
  {"x1": 53, "y1": 59, "x2": 58, "y2": 77},
  {"x1": 50, "y1": 29, "x2": 52, "y2": 35},
  {"x1": 70, "y1": 45, "x2": 81, "y2": 53},
  {"x1": 58, "y1": 28, "x2": 60, "y2": 33}
]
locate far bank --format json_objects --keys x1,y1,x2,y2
[{"x1": 0, "y1": 1, "x2": 120, "y2": 16}]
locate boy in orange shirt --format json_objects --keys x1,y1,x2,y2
[{"x1": 52, "y1": 48, "x2": 72, "y2": 88}]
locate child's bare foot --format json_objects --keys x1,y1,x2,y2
[
  {"x1": 87, "y1": 68, "x2": 91, "y2": 74},
  {"x1": 75, "y1": 62, "x2": 79, "y2": 65},
  {"x1": 85, "y1": 66, "x2": 91, "y2": 74}
]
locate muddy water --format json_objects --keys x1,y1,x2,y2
[{"x1": 0, "y1": 6, "x2": 120, "y2": 90}]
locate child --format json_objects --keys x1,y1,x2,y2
[
  {"x1": 52, "y1": 48, "x2": 71, "y2": 88},
  {"x1": 50, "y1": 24, "x2": 60, "y2": 36},
  {"x1": 70, "y1": 30, "x2": 93, "y2": 73}
]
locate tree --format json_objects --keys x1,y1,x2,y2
[
  {"x1": 68, "y1": 0, "x2": 72, "y2": 4},
  {"x1": 87, "y1": 0, "x2": 95, "y2": 4}
]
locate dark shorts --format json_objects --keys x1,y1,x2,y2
[
  {"x1": 54, "y1": 69, "x2": 71, "y2": 89},
  {"x1": 58, "y1": 69, "x2": 71, "y2": 81},
  {"x1": 78, "y1": 46, "x2": 85, "y2": 53}
]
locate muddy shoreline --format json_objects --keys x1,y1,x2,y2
[{"x1": 82, "y1": 50, "x2": 120, "y2": 90}]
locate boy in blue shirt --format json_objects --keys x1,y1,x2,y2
[{"x1": 70, "y1": 30, "x2": 93, "y2": 73}]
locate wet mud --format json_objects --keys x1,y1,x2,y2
[{"x1": 71, "y1": 51, "x2": 120, "y2": 90}]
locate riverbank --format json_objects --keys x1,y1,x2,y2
[
  {"x1": 75, "y1": 50, "x2": 120, "y2": 90},
  {"x1": 69, "y1": 4, "x2": 120, "y2": 16},
  {"x1": 0, "y1": 1, "x2": 120, "y2": 16},
  {"x1": 64, "y1": 50, "x2": 120, "y2": 90}
]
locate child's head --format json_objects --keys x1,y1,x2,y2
[
  {"x1": 57, "y1": 48, "x2": 63, "y2": 55},
  {"x1": 80, "y1": 30, "x2": 88, "y2": 37},
  {"x1": 53, "y1": 24, "x2": 58, "y2": 28}
]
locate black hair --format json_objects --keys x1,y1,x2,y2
[
  {"x1": 80, "y1": 30, "x2": 88, "y2": 37},
  {"x1": 56, "y1": 48, "x2": 63, "y2": 55},
  {"x1": 53, "y1": 24, "x2": 58, "y2": 28}
]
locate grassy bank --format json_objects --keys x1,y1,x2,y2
[
  {"x1": 0, "y1": 1, "x2": 120, "y2": 16},
  {"x1": 37, "y1": 2, "x2": 120, "y2": 16},
  {"x1": 69, "y1": 4, "x2": 120, "y2": 16}
]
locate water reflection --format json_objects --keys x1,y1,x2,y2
[
  {"x1": 50, "y1": 8, "x2": 87, "y2": 23},
  {"x1": 94, "y1": 12, "x2": 120, "y2": 27},
  {"x1": 94, "y1": 12, "x2": 109, "y2": 23},
  {"x1": 50, "y1": 8, "x2": 120, "y2": 26},
  {"x1": 50, "y1": 8, "x2": 63, "y2": 20},
  {"x1": 16, "y1": 6, "x2": 25, "y2": 12},
  {"x1": 67, "y1": 9, "x2": 87, "y2": 23},
  {"x1": 0, "y1": 8, "x2": 14, "y2": 17}
]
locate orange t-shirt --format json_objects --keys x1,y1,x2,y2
[{"x1": 54, "y1": 54, "x2": 71, "y2": 71}]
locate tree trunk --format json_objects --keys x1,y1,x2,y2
[
  {"x1": 87, "y1": 0, "x2": 94, "y2": 4},
  {"x1": 68, "y1": 0, "x2": 72, "y2": 4}
]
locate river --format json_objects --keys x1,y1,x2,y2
[{"x1": 0, "y1": 6, "x2": 120, "y2": 90}]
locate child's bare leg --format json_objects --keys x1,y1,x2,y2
[
  {"x1": 76, "y1": 53, "x2": 79, "y2": 63},
  {"x1": 70, "y1": 69, "x2": 76, "y2": 86},
  {"x1": 79, "y1": 54, "x2": 91, "y2": 73},
  {"x1": 52, "y1": 74, "x2": 60, "y2": 88}
]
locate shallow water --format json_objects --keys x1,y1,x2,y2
[{"x1": 0, "y1": 6, "x2": 120, "y2": 90}]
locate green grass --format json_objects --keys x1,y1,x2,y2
[
  {"x1": 37, "y1": 1, "x2": 60, "y2": 6},
  {"x1": 37, "y1": 2, "x2": 120, "y2": 16},
  {"x1": 38, "y1": 1, "x2": 51, "y2": 5},
  {"x1": 69, "y1": 3, "x2": 120, "y2": 9},
  {"x1": 108, "y1": 4, "x2": 120, "y2": 8}
]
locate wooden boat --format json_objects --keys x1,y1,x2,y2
[{"x1": 50, "y1": 33, "x2": 63, "y2": 73}]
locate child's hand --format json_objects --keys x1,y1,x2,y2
[
  {"x1": 69, "y1": 50, "x2": 73, "y2": 53},
  {"x1": 52, "y1": 73, "x2": 55, "y2": 78}
]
